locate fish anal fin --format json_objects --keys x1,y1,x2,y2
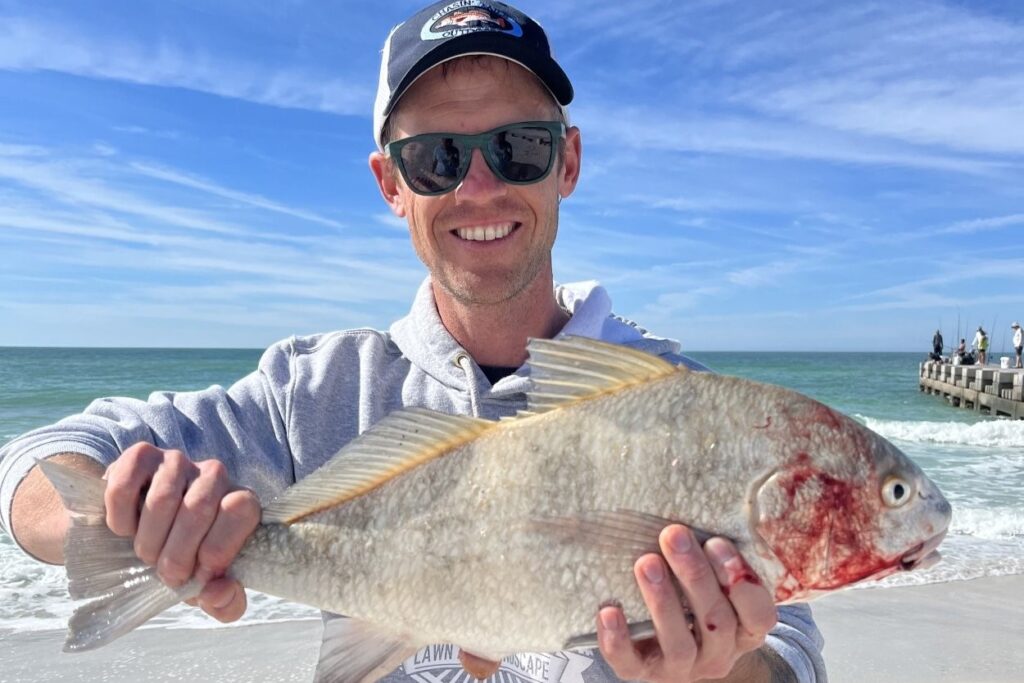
[
  {"x1": 530, "y1": 510, "x2": 717, "y2": 558},
  {"x1": 263, "y1": 407, "x2": 494, "y2": 525},
  {"x1": 315, "y1": 614, "x2": 418, "y2": 683},
  {"x1": 525, "y1": 336, "x2": 680, "y2": 414}
]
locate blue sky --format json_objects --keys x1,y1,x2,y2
[{"x1": 1, "y1": 0, "x2": 1022, "y2": 352}]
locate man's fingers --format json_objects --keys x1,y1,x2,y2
[
  {"x1": 104, "y1": 442, "x2": 163, "y2": 537},
  {"x1": 596, "y1": 605, "x2": 650, "y2": 682},
  {"x1": 633, "y1": 553, "x2": 697, "y2": 668},
  {"x1": 197, "y1": 578, "x2": 247, "y2": 623},
  {"x1": 660, "y1": 526, "x2": 738, "y2": 679},
  {"x1": 132, "y1": 450, "x2": 193, "y2": 565},
  {"x1": 195, "y1": 488, "x2": 261, "y2": 582},
  {"x1": 704, "y1": 538, "x2": 777, "y2": 652},
  {"x1": 157, "y1": 460, "x2": 232, "y2": 586}
]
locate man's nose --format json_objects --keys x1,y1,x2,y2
[{"x1": 454, "y1": 148, "x2": 507, "y2": 199}]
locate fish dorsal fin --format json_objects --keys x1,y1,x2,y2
[
  {"x1": 262, "y1": 407, "x2": 494, "y2": 525},
  {"x1": 525, "y1": 336, "x2": 680, "y2": 414}
]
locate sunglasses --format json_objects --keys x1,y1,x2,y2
[{"x1": 384, "y1": 121, "x2": 566, "y2": 196}]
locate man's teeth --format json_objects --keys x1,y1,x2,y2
[{"x1": 456, "y1": 224, "x2": 514, "y2": 241}]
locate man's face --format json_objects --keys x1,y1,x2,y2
[{"x1": 370, "y1": 57, "x2": 581, "y2": 307}]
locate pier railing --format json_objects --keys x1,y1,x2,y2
[{"x1": 919, "y1": 361, "x2": 1024, "y2": 419}]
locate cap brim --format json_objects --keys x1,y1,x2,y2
[{"x1": 383, "y1": 32, "x2": 573, "y2": 119}]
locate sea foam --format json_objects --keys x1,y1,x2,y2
[{"x1": 857, "y1": 415, "x2": 1024, "y2": 448}]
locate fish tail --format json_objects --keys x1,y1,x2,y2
[{"x1": 38, "y1": 458, "x2": 202, "y2": 652}]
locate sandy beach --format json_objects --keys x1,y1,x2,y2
[{"x1": 2, "y1": 575, "x2": 1021, "y2": 683}]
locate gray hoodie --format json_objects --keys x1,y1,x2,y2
[{"x1": 0, "y1": 279, "x2": 826, "y2": 683}]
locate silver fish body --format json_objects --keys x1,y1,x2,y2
[
  {"x1": 43, "y1": 336, "x2": 951, "y2": 679},
  {"x1": 231, "y1": 339, "x2": 950, "y2": 657}
]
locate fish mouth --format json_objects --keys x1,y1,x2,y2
[{"x1": 899, "y1": 530, "x2": 947, "y2": 571}]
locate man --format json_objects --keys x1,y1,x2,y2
[
  {"x1": 973, "y1": 326, "x2": 988, "y2": 366},
  {"x1": 932, "y1": 329, "x2": 943, "y2": 361},
  {"x1": 1013, "y1": 322, "x2": 1023, "y2": 369},
  {"x1": 0, "y1": 3, "x2": 824, "y2": 683}
]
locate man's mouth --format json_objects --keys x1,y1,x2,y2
[{"x1": 453, "y1": 222, "x2": 517, "y2": 242}]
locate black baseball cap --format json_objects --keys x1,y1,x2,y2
[{"x1": 373, "y1": 0, "x2": 574, "y2": 149}]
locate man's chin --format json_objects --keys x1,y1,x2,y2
[{"x1": 435, "y1": 272, "x2": 531, "y2": 308}]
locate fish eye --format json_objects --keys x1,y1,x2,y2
[{"x1": 882, "y1": 476, "x2": 913, "y2": 507}]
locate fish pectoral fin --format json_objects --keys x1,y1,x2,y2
[
  {"x1": 262, "y1": 407, "x2": 494, "y2": 525},
  {"x1": 315, "y1": 614, "x2": 418, "y2": 683},
  {"x1": 529, "y1": 510, "x2": 717, "y2": 557},
  {"x1": 524, "y1": 336, "x2": 681, "y2": 414},
  {"x1": 565, "y1": 620, "x2": 657, "y2": 650}
]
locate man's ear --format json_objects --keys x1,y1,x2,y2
[
  {"x1": 369, "y1": 151, "x2": 407, "y2": 218},
  {"x1": 557, "y1": 126, "x2": 582, "y2": 200}
]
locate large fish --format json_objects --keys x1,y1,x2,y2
[{"x1": 41, "y1": 336, "x2": 951, "y2": 682}]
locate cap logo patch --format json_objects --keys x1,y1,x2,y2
[{"x1": 421, "y1": 1, "x2": 524, "y2": 41}]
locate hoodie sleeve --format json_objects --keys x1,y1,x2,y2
[
  {"x1": 768, "y1": 603, "x2": 827, "y2": 683},
  {"x1": 0, "y1": 340, "x2": 299, "y2": 551}
]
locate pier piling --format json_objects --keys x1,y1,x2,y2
[{"x1": 920, "y1": 361, "x2": 1024, "y2": 419}]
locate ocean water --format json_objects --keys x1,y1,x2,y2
[{"x1": 1, "y1": 347, "x2": 1021, "y2": 634}]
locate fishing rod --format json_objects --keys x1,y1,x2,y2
[{"x1": 991, "y1": 315, "x2": 997, "y2": 360}]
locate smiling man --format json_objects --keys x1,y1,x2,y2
[{"x1": 1, "y1": 2, "x2": 824, "y2": 683}]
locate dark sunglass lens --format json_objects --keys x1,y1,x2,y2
[
  {"x1": 400, "y1": 137, "x2": 464, "y2": 193},
  {"x1": 491, "y1": 127, "x2": 554, "y2": 182}
]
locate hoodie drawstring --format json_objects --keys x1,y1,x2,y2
[{"x1": 454, "y1": 353, "x2": 481, "y2": 418}]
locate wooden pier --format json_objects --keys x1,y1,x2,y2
[{"x1": 919, "y1": 361, "x2": 1024, "y2": 419}]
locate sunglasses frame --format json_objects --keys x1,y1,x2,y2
[{"x1": 384, "y1": 121, "x2": 566, "y2": 196}]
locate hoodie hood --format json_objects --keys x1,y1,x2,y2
[{"x1": 389, "y1": 278, "x2": 696, "y2": 406}]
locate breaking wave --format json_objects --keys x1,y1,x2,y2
[
  {"x1": 951, "y1": 507, "x2": 1024, "y2": 539},
  {"x1": 857, "y1": 416, "x2": 1024, "y2": 448}
]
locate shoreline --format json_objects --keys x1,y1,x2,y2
[{"x1": 2, "y1": 575, "x2": 1022, "y2": 682}]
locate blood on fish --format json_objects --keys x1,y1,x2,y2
[
  {"x1": 758, "y1": 456, "x2": 896, "y2": 599},
  {"x1": 811, "y1": 404, "x2": 842, "y2": 430}
]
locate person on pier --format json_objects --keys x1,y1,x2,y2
[
  {"x1": 1012, "y1": 322, "x2": 1022, "y2": 369},
  {"x1": 931, "y1": 329, "x2": 943, "y2": 362},
  {"x1": 973, "y1": 326, "x2": 988, "y2": 366}
]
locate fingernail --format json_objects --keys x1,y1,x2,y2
[
  {"x1": 210, "y1": 584, "x2": 237, "y2": 610},
  {"x1": 641, "y1": 559, "x2": 665, "y2": 584},
  {"x1": 706, "y1": 540, "x2": 738, "y2": 565},
  {"x1": 600, "y1": 608, "x2": 622, "y2": 631},
  {"x1": 669, "y1": 528, "x2": 692, "y2": 554}
]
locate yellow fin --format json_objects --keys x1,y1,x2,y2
[
  {"x1": 525, "y1": 336, "x2": 680, "y2": 414},
  {"x1": 262, "y1": 407, "x2": 494, "y2": 525}
]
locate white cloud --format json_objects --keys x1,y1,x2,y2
[
  {"x1": 0, "y1": 155, "x2": 253, "y2": 237},
  {"x1": 577, "y1": 105, "x2": 1009, "y2": 176},
  {"x1": 129, "y1": 163, "x2": 348, "y2": 231},
  {"x1": 709, "y1": 4, "x2": 1024, "y2": 154},
  {"x1": 373, "y1": 212, "x2": 408, "y2": 231},
  {"x1": 0, "y1": 17, "x2": 371, "y2": 114},
  {"x1": 942, "y1": 214, "x2": 1024, "y2": 234},
  {"x1": 726, "y1": 259, "x2": 807, "y2": 287}
]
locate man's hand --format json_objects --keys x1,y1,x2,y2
[
  {"x1": 597, "y1": 525, "x2": 778, "y2": 683},
  {"x1": 103, "y1": 442, "x2": 261, "y2": 622}
]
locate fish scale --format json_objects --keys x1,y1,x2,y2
[{"x1": 41, "y1": 336, "x2": 951, "y2": 682}]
